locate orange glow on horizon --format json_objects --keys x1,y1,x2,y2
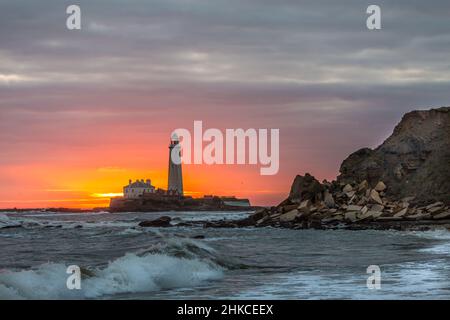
[
  {"x1": 91, "y1": 193, "x2": 124, "y2": 198},
  {"x1": 0, "y1": 160, "x2": 293, "y2": 209},
  {"x1": 0, "y1": 118, "x2": 337, "y2": 209}
]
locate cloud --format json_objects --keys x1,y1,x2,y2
[{"x1": 1, "y1": 0, "x2": 450, "y2": 90}]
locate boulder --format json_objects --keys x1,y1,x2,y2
[
  {"x1": 374, "y1": 181, "x2": 387, "y2": 192},
  {"x1": 432, "y1": 211, "x2": 450, "y2": 220},
  {"x1": 250, "y1": 208, "x2": 268, "y2": 221},
  {"x1": 393, "y1": 208, "x2": 408, "y2": 218},
  {"x1": 269, "y1": 213, "x2": 281, "y2": 219},
  {"x1": 343, "y1": 184, "x2": 353, "y2": 193},
  {"x1": 369, "y1": 189, "x2": 383, "y2": 205},
  {"x1": 428, "y1": 206, "x2": 444, "y2": 214},
  {"x1": 359, "y1": 211, "x2": 382, "y2": 220},
  {"x1": 370, "y1": 204, "x2": 384, "y2": 212},
  {"x1": 323, "y1": 190, "x2": 335, "y2": 208},
  {"x1": 139, "y1": 216, "x2": 172, "y2": 227},
  {"x1": 358, "y1": 180, "x2": 369, "y2": 192},
  {"x1": 256, "y1": 216, "x2": 270, "y2": 225},
  {"x1": 345, "y1": 191, "x2": 356, "y2": 198},
  {"x1": 288, "y1": 173, "x2": 324, "y2": 203},
  {"x1": 315, "y1": 201, "x2": 327, "y2": 211},
  {"x1": 282, "y1": 204, "x2": 299, "y2": 213},
  {"x1": 344, "y1": 212, "x2": 358, "y2": 222},
  {"x1": 279, "y1": 209, "x2": 300, "y2": 222},
  {"x1": 426, "y1": 201, "x2": 444, "y2": 209},
  {"x1": 298, "y1": 200, "x2": 311, "y2": 213},
  {"x1": 398, "y1": 201, "x2": 410, "y2": 209},
  {"x1": 347, "y1": 205, "x2": 363, "y2": 212}
]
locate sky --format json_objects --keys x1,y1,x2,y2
[{"x1": 1, "y1": 0, "x2": 450, "y2": 208}]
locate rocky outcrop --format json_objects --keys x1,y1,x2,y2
[
  {"x1": 138, "y1": 216, "x2": 172, "y2": 227},
  {"x1": 147, "y1": 175, "x2": 450, "y2": 231},
  {"x1": 338, "y1": 107, "x2": 450, "y2": 204},
  {"x1": 245, "y1": 176, "x2": 450, "y2": 231},
  {"x1": 288, "y1": 173, "x2": 324, "y2": 203}
]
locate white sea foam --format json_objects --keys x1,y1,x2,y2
[
  {"x1": 0, "y1": 214, "x2": 138, "y2": 230},
  {"x1": 0, "y1": 214, "x2": 21, "y2": 229},
  {"x1": 405, "y1": 229, "x2": 450, "y2": 254},
  {"x1": 234, "y1": 258, "x2": 450, "y2": 300},
  {"x1": 0, "y1": 252, "x2": 223, "y2": 299},
  {"x1": 116, "y1": 228, "x2": 143, "y2": 236},
  {"x1": 408, "y1": 228, "x2": 450, "y2": 240},
  {"x1": 22, "y1": 212, "x2": 108, "y2": 218}
]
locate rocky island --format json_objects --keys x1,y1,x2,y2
[{"x1": 110, "y1": 193, "x2": 255, "y2": 212}]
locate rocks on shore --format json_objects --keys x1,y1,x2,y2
[
  {"x1": 246, "y1": 173, "x2": 450, "y2": 231},
  {"x1": 138, "y1": 216, "x2": 172, "y2": 227},
  {"x1": 133, "y1": 175, "x2": 449, "y2": 232}
]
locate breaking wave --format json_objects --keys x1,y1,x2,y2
[
  {"x1": 0, "y1": 237, "x2": 224, "y2": 299},
  {"x1": 409, "y1": 229, "x2": 450, "y2": 254},
  {"x1": 0, "y1": 214, "x2": 136, "y2": 230},
  {"x1": 408, "y1": 228, "x2": 450, "y2": 240},
  {"x1": 0, "y1": 214, "x2": 26, "y2": 230}
]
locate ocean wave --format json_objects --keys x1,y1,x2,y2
[
  {"x1": 180, "y1": 212, "x2": 251, "y2": 222},
  {"x1": 0, "y1": 237, "x2": 224, "y2": 299},
  {"x1": 408, "y1": 228, "x2": 450, "y2": 240},
  {"x1": 405, "y1": 229, "x2": 450, "y2": 254},
  {"x1": 22, "y1": 211, "x2": 109, "y2": 218},
  {"x1": 0, "y1": 214, "x2": 22, "y2": 229},
  {"x1": 0, "y1": 214, "x2": 10, "y2": 223},
  {"x1": 0, "y1": 214, "x2": 137, "y2": 231}
]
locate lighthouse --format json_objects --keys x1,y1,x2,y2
[{"x1": 168, "y1": 133, "x2": 184, "y2": 196}]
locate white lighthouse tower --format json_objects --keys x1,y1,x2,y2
[{"x1": 168, "y1": 133, "x2": 183, "y2": 196}]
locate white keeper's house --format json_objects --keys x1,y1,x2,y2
[{"x1": 123, "y1": 179, "x2": 155, "y2": 199}]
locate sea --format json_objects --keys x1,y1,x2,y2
[{"x1": 1, "y1": 211, "x2": 449, "y2": 299}]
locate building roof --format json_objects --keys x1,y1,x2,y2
[{"x1": 125, "y1": 181, "x2": 153, "y2": 188}]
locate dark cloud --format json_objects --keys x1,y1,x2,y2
[{"x1": 0, "y1": 0, "x2": 449, "y2": 179}]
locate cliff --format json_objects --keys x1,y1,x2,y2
[{"x1": 337, "y1": 107, "x2": 450, "y2": 204}]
